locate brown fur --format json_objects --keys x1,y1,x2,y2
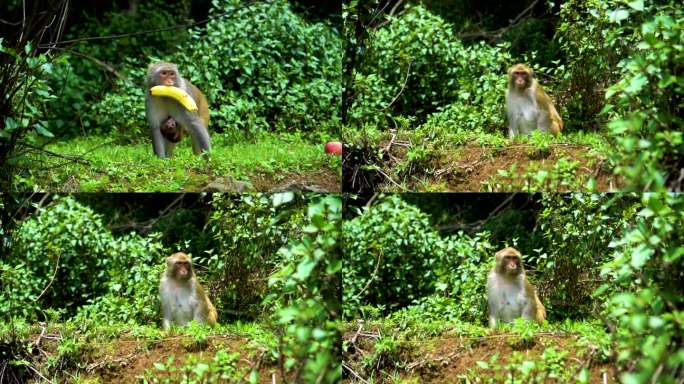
[
  {"x1": 507, "y1": 64, "x2": 563, "y2": 136},
  {"x1": 146, "y1": 62, "x2": 210, "y2": 149},
  {"x1": 489, "y1": 247, "x2": 546, "y2": 325},
  {"x1": 161, "y1": 252, "x2": 217, "y2": 328}
]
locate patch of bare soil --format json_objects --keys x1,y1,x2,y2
[
  {"x1": 80, "y1": 334, "x2": 285, "y2": 383},
  {"x1": 255, "y1": 168, "x2": 341, "y2": 192},
  {"x1": 343, "y1": 330, "x2": 615, "y2": 383},
  {"x1": 369, "y1": 141, "x2": 620, "y2": 192}
]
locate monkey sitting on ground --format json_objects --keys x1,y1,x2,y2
[
  {"x1": 486, "y1": 247, "x2": 546, "y2": 328},
  {"x1": 159, "y1": 252, "x2": 217, "y2": 329},
  {"x1": 145, "y1": 62, "x2": 211, "y2": 158},
  {"x1": 506, "y1": 63, "x2": 563, "y2": 139}
]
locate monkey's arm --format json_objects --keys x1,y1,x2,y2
[
  {"x1": 160, "y1": 284, "x2": 173, "y2": 330},
  {"x1": 506, "y1": 93, "x2": 518, "y2": 139},
  {"x1": 521, "y1": 283, "x2": 537, "y2": 321}
]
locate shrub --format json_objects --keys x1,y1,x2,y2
[
  {"x1": 350, "y1": 4, "x2": 510, "y2": 130},
  {"x1": 606, "y1": 3, "x2": 684, "y2": 191},
  {"x1": 598, "y1": 193, "x2": 684, "y2": 383},
  {"x1": 555, "y1": 0, "x2": 639, "y2": 131},
  {"x1": 207, "y1": 193, "x2": 307, "y2": 321},
  {"x1": 1, "y1": 197, "x2": 165, "y2": 322},
  {"x1": 536, "y1": 194, "x2": 640, "y2": 319},
  {"x1": 266, "y1": 195, "x2": 341, "y2": 383},
  {"x1": 342, "y1": 195, "x2": 445, "y2": 316}
]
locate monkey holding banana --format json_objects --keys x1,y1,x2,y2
[{"x1": 145, "y1": 62, "x2": 211, "y2": 158}]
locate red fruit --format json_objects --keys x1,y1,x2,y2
[{"x1": 324, "y1": 141, "x2": 342, "y2": 155}]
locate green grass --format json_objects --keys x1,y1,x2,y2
[{"x1": 14, "y1": 131, "x2": 340, "y2": 191}]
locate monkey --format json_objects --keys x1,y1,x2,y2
[
  {"x1": 506, "y1": 63, "x2": 563, "y2": 139},
  {"x1": 159, "y1": 252, "x2": 217, "y2": 329},
  {"x1": 160, "y1": 116, "x2": 183, "y2": 143},
  {"x1": 145, "y1": 62, "x2": 211, "y2": 158},
  {"x1": 486, "y1": 247, "x2": 546, "y2": 328}
]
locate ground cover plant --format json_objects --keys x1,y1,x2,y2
[
  {"x1": 342, "y1": 0, "x2": 683, "y2": 193},
  {"x1": 341, "y1": 193, "x2": 683, "y2": 383},
  {"x1": 0, "y1": 193, "x2": 341, "y2": 383},
  {"x1": 0, "y1": 0, "x2": 342, "y2": 192}
]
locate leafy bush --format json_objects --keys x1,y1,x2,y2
[
  {"x1": 599, "y1": 193, "x2": 684, "y2": 383},
  {"x1": 350, "y1": 5, "x2": 510, "y2": 129},
  {"x1": 207, "y1": 193, "x2": 307, "y2": 321},
  {"x1": 606, "y1": 3, "x2": 684, "y2": 191},
  {"x1": 555, "y1": 0, "x2": 639, "y2": 131},
  {"x1": 86, "y1": 0, "x2": 341, "y2": 140},
  {"x1": 266, "y1": 195, "x2": 341, "y2": 383},
  {"x1": 437, "y1": 233, "x2": 495, "y2": 323},
  {"x1": 1, "y1": 197, "x2": 164, "y2": 322},
  {"x1": 537, "y1": 194, "x2": 640, "y2": 319},
  {"x1": 46, "y1": 0, "x2": 192, "y2": 137},
  {"x1": 343, "y1": 195, "x2": 445, "y2": 316}
]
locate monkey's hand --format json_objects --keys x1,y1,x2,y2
[{"x1": 150, "y1": 86, "x2": 199, "y2": 112}]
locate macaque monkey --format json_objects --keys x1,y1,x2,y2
[
  {"x1": 487, "y1": 247, "x2": 546, "y2": 328},
  {"x1": 159, "y1": 252, "x2": 217, "y2": 329},
  {"x1": 506, "y1": 63, "x2": 563, "y2": 139},
  {"x1": 160, "y1": 116, "x2": 183, "y2": 143},
  {"x1": 145, "y1": 62, "x2": 211, "y2": 158}
]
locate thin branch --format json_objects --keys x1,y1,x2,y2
[
  {"x1": 39, "y1": 0, "x2": 261, "y2": 49},
  {"x1": 35, "y1": 253, "x2": 60, "y2": 302},
  {"x1": 382, "y1": 61, "x2": 411, "y2": 111}
]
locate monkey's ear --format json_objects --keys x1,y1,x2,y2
[{"x1": 529, "y1": 69, "x2": 535, "y2": 78}]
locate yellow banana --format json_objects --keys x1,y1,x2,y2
[{"x1": 150, "y1": 85, "x2": 198, "y2": 112}]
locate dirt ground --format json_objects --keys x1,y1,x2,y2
[
  {"x1": 346, "y1": 141, "x2": 620, "y2": 192},
  {"x1": 35, "y1": 333, "x2": 287, "y2": 383},
  {"x1": 343, "y1": 328, "x2": 615, "y2": 383}
]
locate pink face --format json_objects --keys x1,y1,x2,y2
[
  {"x1": 511, "y1": 71, "x2": 529, "y2": 89},
  {"x1": 174, "y1": 260, "x2": 191, "y2": 279},
  {"x1": 159, "y1": 69, "x2": 177, "y2": 86},
  {"x1": 504, "y1": 255, "x2": 519, "y2": 272}
]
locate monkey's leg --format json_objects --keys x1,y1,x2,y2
[
  {"x1": 146, "y1": 98, "x2": 169, "y2": 158},
  {"x1": 164, "y1": 139, "x2": 176, "y2": 158},
  {"x1": 175, "y1": 110, "x2": 211, "y2": 155}
]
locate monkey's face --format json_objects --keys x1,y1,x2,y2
[
  {"x1": 511, "y1": 72, "x2": 529, "y2": 89},
  {"x1": 167, "y1": 252, "x2": 194, "y2": 280},
  {"x1": 508, "y1": 64, "x2": 532, "y2": 90},
  {"x1": 502, "y1": 255, "x2": 521, "y2": 276},
  {"x1": 495, "y1": 247, "x2": 523, "y2": 277},
  {"x1": 159, "y1": 69, "x2": 177, "y2": 86},
  {"x1": 174, "y1": 260, "x2": 192, "y2": 279}
]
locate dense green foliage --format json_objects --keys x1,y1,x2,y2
[
  {"x1": 349, "y1": 5, "x2": 509, "y2": 131},
  {"x1": 606, "y1": 4, "x2": 683, "y2": 191},
  {"x1": 207, "y1": 193, "x2": 306, "y2": 320},
  {"x1": 1, "y1": 197, "x2": 163, "y2": 321},
  {"x1": 342, "y1": 195, "x2": 444, "y2": 314},
  {"x1": 343, "y1": 195, "x2": 495, "y2": 321},
  {"x1": 536, "y1": 194, "x2": 640, "y2": 319},
  {"x1": 343, "y1": 193, "x2": 684, "y2": 382},
  {"x1": 45, "y1": 0, "x2": 192, "y2": 137},
  {"x1": 600, "y1": 193, "x2": 684, "y2": 383},
  {"x1": 267, "y1": 195, "x2": 342, "y2": 382},
  {"x1": 0, "y1": 193, "x2": 342, "y2": 382},
  {"x1": 84, "y1": 0, "x2": 341, "y2": 142}
]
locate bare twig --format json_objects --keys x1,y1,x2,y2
[
  {"x1": 35, "y1": 253, "x2": 60, "y2": 302},
  {"x1": 355, "y1": 250, "x2": 382, "y2": 299},
  {"x1": 376, "y1": 168, "x2": 407, "y2": 191},
  {"x1": 383, "y1": 61, "x2": 412, "y2": 111},
  {"x1": 342, "y1": 362, "x2": 370, "y2": 384}
]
